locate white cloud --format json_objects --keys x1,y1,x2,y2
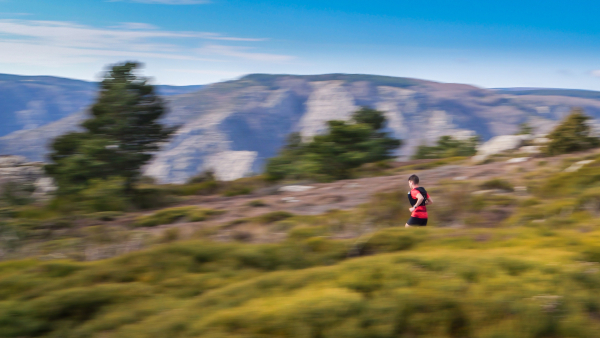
[
  {"x1": 0, "y1": 19, "x2": 278, "y2": 67},
  {"x1": 591, "y1": 70, "x2": 600, "y2": 78},
  {"x1": 0, "y1": 19, "x2": 296, "y2": 83},
  {"x1": 197, "y1": 44, "x2": 295, "y2": 62}
]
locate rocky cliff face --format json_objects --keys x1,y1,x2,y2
[
  {"x1": 4, "y1": 73, "x2": 600, "y2": 183},
  {"x1": 0, "y1": 155, "x2": 55, "y2": 201}
]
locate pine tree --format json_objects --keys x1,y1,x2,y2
[
  {"x1": 266, "y1": 107, "x2": 401, "y2": 181},
  {"x1": 46, "y1": 62, "x2": 174, "y2": 193},
  {"x1": 545, "y1": 108, "x2": 599, "y2": 156}
]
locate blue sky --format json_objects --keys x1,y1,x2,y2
[{"x1": 1, "y1": 0, "x2": 600, "y2": 89}]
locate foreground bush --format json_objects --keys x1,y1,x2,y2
[{"x1": 2, "y1": 227, "x2": 600, "y2": 337}]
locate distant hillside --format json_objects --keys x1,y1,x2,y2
[
  {"x1": 494, "y1": 87, "x2": 600, "y2": 100},
  {"x1": 0, "y1": 73, "x2": 203, "y2": 137},
  {"x1": 3, "y1": 73, "x2": 600, "y2": 182}
]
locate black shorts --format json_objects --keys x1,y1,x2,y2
[{"x1": 407, "y1": 217, "x2": 428, "y2": 226}]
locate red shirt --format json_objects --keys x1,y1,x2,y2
[{"x1": 410, "y1": 188, "x2": 429, "y2": 218}]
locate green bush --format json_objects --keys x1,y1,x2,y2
[
  {"x1": 0, "y1": 181, "x2": 34, "y2": 206},
  {"x1": 288, "y1": 226, "x2": 328, "y2": 240},
  {"x1": 412, "y1": 135, "x2": 479, "y2": 160},
  {"x1": 186, "y1": 170, "x2": 216, "y2": 184},
  {"x1": 87, "y1": 211, "x2": 124, "y2": 222},
  {"x1": 266, "y1": 107, "x2": 402, "y2": 181},
  {"x1": 134, "y1": 207, "x2": 224, "y2": 227},
  {"x1": 4, "y1": 227, "x2": 600, "y2": 337},
  {"x1": 247, "y1": 200, "x2": 268, "y2": 207},
  {"x1": 536, "y1": 159, "x2": 600, "y2": 197},
  {"x1": 362, "y1": 228, "x2": 417, "y2": 253},
  {"x1": 362, "y1": 190, "x2": 410, "y2": 226},
  {"x1": 165, "y1": 180, "x2": 220, "y2": 196},
  {"x1": 80, "y1": 177, "x2": 129, "y2": 212},
  {"x1": 222, "y1": 185, "x2": 253, "y2": 197},
  {"x1": 130, "y1": 186, "x2": 177, "y2": 209},
  {"x1": 220, "y1": 176, "x2": 267, "y2": 197},
  {"x1": 254, "y1": 211, "x2": 294, "y2": 224}
]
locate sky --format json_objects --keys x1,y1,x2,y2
[{"x1": 1, "y1": 0, "x2": 600, "y2": 89}]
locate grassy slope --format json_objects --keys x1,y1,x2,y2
[
  {"x1": 4, "y1": 152, "x2": 600, "y2": 337},
  {"x1": 2, "y1": 226, "x2": 600, "y2": 338}
]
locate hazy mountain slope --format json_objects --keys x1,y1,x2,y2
[
  {"x1": 4, "y1": 73, "x2": 600, "y2": 182},
  {"x1": 0, "y1": 73, "x2": 203, "y2": 137},
  {"x1": 144, "y1": 74, "x2": 600, "y2": 183}
]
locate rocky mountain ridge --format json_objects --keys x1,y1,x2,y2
[
  {"x1": 3, "y1": 73, "x2": 600, "y2": 183},
  {"x1": 0, "y1": 73, "x2": 203, "y2": 137}
]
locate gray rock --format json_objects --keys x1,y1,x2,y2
[
  {"x1": 506, "y1": 157, "x2": 530, "y2": 164},
  {"x1": 564, "y1": 160, "x2": 594, "y2": 173},
  {"x1": 0, "y1": 155, "x2": 27, "y2": 168},
  {"x1": 474, "y1": 135, "x2": 532, "y2": 161},
  {"x1": 279, "y1": 185, "x2": 315, "y2": 192},
  {"x1": 0, "y1": 156, "x2": 55, "y2": 201}
]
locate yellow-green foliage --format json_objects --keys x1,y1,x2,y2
[
  {"x1": 253, "y1": 211, "x2": 294, "y2": 224},
  {"x1": 134, "y1": 207, "x2": 225, "y2": 227},
  {"x1": 361, "y1": 190, "x2": 411, "y2": 226},
  {"x1": 4, "y1": 227, "x2": 600, "y2": 337},
  {"x1": 537, "y1": 158, "x2": 600, "y2": 197},
  {"x1": 162, "y1": 180, "x2": 219, "y2": 196},
  {"x1": 221, "y1": 175, "x2": 267, "y2": 197}
]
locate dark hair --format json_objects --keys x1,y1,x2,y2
[{"x1": 408, "y1": 174, "x2": 419, "y2": 184}]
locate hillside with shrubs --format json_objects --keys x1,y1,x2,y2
[{"x1": 3, "y1": 63, "x2": 600, "y2": 337}]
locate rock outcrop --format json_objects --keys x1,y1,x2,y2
[
  {"x1": 473, "y1": 135, "x2": 532, "y2": 161},
  {"x1": 0, "y1": 155, "x2": 55, "y2": 201}
]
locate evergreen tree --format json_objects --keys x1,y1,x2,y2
[
  {"x1": 46, "y1": 62, "x2": 174, "y2": 193},
  {"x1": 544, "y1": 108, "x2": 599, "y2": 156},
  {"x1": 266, "y1": 108, "x2": 401, "y2": 181}
]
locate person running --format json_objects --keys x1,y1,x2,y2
[{"x1": 406, "y1": 174, "x2": 432, "y2": 227}]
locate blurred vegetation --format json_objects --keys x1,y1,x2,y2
[
  {"x1": 479, "y1": 178, "x2": 514, "y2": 192},
  {"x1": 44, "y1": 62, "x2": 175, "y2": 208},
  {"x1": 515, "y1": 122, "x2": 534, "y2": 135},
  {"x1": 412, "y1": 135, "x2": 479, "y2": 160},
  {"x1": 544, "y1": 108, "x2": 599, "y2": 156},
  {"x1": 134, "y1": 206, "x2": 225, "y2": 227},
  {"x1": 9, "y1": 72, "x2": 600, "y2": 336},
  {"x1": 3, "y1": 224, "x2": 600, "y2": 337},
  {"x1": 266, "y1": 107, "x2": 401, "y2": 181}
]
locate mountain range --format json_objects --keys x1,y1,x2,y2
[{"x1": 3, "y1": 73, "x2": 600, "y2": 183}]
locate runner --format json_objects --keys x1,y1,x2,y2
[{"x1": 406, "y1": 174, "x2": 432, "y2": 227}]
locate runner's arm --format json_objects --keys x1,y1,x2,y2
[{"x1": 414, "y1": 193, "x2": 425, "y2": 208}]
